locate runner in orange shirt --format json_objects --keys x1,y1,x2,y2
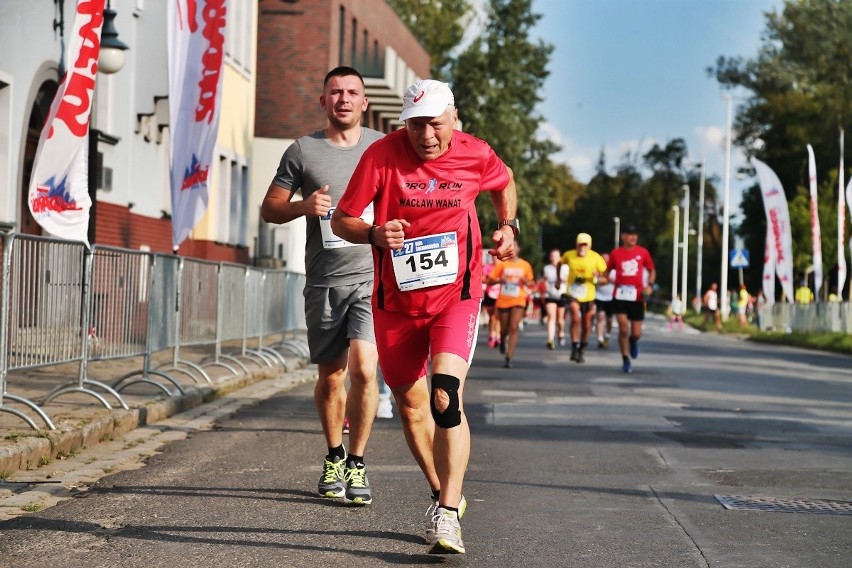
[{"x1": 488, "y1": 247, "x2": 536, "y2": 368}]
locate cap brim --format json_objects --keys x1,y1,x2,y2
[{"x1": 399, "y1": 103, "x2": 449, "y2": 121}]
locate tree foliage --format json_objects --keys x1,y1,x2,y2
[
  {"x1": 710, "y1": 0, "x2": 852, "y2": 296},
  {"x1": 386, "y1": 0, "x2": 473, "y2": 81},
  {"x1": 449, "y1": 0, "x2": 562, "y2": 266}
]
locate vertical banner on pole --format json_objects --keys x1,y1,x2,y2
[
  {"x1": 847, "y1": 175, "x2": 852, "y2": 296},
  {"x1": 762, "y1": 228, "x2": 776, "y2": 305},
  {"x1": 752, "y1": 158, "x2": 794, "y2": 303},
  {"x1": 839, "y1": 130, "x2": 847, "y2": 299},
  {"x1": 806, "y1": 144, "x2": 823, "y2": 298},
  {"x1": 168, "y1": 0, "x2": 228, "y2": 249},
  {"x1": 27, "y1": 0, "x2": 106, "y2": 245}
]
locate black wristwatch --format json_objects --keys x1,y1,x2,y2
[{"x1": 498, "y1": 219, "x2": 520, "y2": 236}]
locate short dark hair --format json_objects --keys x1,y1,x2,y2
[{"x1": 324, "y1": 66, "x2": 365, "y2": 87}]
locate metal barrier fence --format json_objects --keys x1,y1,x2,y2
[
  {"x1": 758, "y1": 302, "x2": 852, "y2": 334},
  {"x1": 263, "y1": 271, "x2": 310, "y2": 357},
  {"x1": 0, "y1": 232, "x2": 82, "y2": 429},
  {"x1": 0, "y1": 230, "x2": 307, "y2": 430}
]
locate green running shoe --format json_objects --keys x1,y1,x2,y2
[
  {"x1": 343, "y1": 464, "x2": 372, "y2": 505},
  {"x1": 317, "y1": 455, "x2": 346, "y2": 498}
]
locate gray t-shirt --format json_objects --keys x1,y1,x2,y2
[{"x1": 272, "y1": 128, "x2": 383, "y2": 287}]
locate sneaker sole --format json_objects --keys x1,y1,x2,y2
[
  {"x1": 426, "y1": 496, "x2": 468, "y2": 544},
  {"x1": 429, "y1": 539, "x2": 466, "y2": 554},
  {"x1": 319, "y1": 487, "x2": 345, "y2": 498},
  {"x1": 343, "y1": 495, "x2": 372, "y2": 505}
]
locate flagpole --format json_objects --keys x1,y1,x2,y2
[{"x1": 720, "y1": 94, "x2": 733, "y2": 319}]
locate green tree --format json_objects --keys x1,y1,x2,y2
[
  {"x1": 450, "y1": 0, "x2": 558, "y2": 267},
  {"x1": 387, "y1": 0, "x2": 473, "y2": 80},
  {"x1": 710, "y1": 0, "x2": 852, "y2": 295}
]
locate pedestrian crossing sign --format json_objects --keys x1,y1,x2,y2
[{"x1": 730, "y1": 249, "x2": 750, "y2": 268}]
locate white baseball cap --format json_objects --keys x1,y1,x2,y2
[{"x1": 399, "y1": 79, "x2": 455, "y2": 121}]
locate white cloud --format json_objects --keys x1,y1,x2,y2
[
  {"x1": 537, "y1": 122, "x2": 656, "y2": 182},
  {"x1": 693, "y1": 125, "x2": 724, "y2": 155}
]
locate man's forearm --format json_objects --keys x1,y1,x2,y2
[
  {"x1": 330, "y1": 209, "x2": 371, "y2": 244},
  {"x1": 490, "y1": 168, "x2": 517, "y2": 220}
]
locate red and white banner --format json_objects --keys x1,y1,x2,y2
[
  {"x1": 839, "y1": 130, "x2": 847, "y2": 299},
  {"x1": 168, "y1": 0, "x2": 228, "y2": 249},
  {"x1": 27, "y1": 0, "x2": 106, "y2": 245},
  {"x1": 762, "y1": 227, "x2": 775, "y2": 305},
  {"x1": 846, "y1": 174, "x2": 852, "y2": 299},
  {"x1": 806, "y1": 144, "x2": 823, "y2": 298},
  {"x1": 752, "y1": 158, "x2": 794, "y2": 302}
]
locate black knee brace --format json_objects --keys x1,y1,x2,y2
[{"x1": 430, "y1": 373, "x2": 461, "y2": 428}]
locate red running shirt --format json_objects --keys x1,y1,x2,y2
[
  {"x1": 337, "y1": 129, "x2": 510, "y2": 316},
  {"x1": 608, "y1": 245, "x2": 655, "y2": 297}
]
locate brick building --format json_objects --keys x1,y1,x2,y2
[{"x1": 252, "y1": 0, "x2": 430, "y2": 271}]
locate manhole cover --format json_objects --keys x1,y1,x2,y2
[{"x1": 715, "y1": 494, "x2": 852, "y2": 516}]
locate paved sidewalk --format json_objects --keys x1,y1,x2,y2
[{"x1": 0, "y1": 340, "x2": 311, "y2": 477}]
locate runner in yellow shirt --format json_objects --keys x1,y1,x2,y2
[{"x1": 561, "y1": 233, "x2": 608, "y2": 363}]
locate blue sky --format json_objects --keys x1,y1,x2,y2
[{"x1": 528, "y1": 0, "x2": 784, "y2": 217}]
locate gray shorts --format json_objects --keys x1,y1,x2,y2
[{"x1": 303, "y1": 281, "x2": 375, "y2": 364}]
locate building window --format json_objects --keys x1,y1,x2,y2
[
  {"x1": 225, "y1": 0, "x2": 253, "y2": 76},
  {"x1": 363, "y1": 30, "x2": 368, "y2": 71},
  {"x1": 338, "y1": 6, "x2": 345, "y2": 66},
  {"x1": 217, "y1": 155, "x2": 249, "y2": 246},
  {"x1": 217, "y1": 156, "x2": 231, "y2": 242},
  {"x1": 351, "y1": 18, "x2": 357, "y2": 68}
]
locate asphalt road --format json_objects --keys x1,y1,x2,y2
[{"x1": 1, "y1": 314, "x2": 850, "y2": 567}]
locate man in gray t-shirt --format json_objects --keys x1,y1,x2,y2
[{"x1": 261, "y1": 67, "x2": 382, "y2": 506}]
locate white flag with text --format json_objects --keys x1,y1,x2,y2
[
  {"x1": 168, "y1": 0, "x2": 228, "y2": 249},
  {"x1": 762, "y1": 227, "x2": 775, "y2": 305},
  {"x1": 27, "y1": 0, "x2": 106, "y2": 245},
  {"x1": 806, "y1": 145, "x2": 823, "y2": 297},
  {"x1": 752, "y1": 158, "x2": 794, "y2": 302}
]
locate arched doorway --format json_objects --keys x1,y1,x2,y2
[{"x1": 20, "y1": 80, "x2": 58, "y2": 236}]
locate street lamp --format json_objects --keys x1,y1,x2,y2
[
  {"x1": 88, "y1": 1, "x2": 129, "y2": 244},
  {"x1": 98, "y1": 2, "x2": 129, "y2": 74},
  {"x1": 695, "y1": 160, "x2": 706, "y2": 306},
  {"x1": 681, "y1": 184, "x2": 689, "y2": 307},
  {"x1": 613, "y1": 217, "x2": 620, "y2": 248},
  {"x1": 672, "y1": 205, "x2": 679, "y2": 305},
  {"x1": 720, "y1": 93, "x2": 733, "y2": 320}
]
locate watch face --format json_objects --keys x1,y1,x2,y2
[{"x1": 499, "y1": 220, "x2": 519, "y2": 234}]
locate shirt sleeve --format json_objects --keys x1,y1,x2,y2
[
  {"x1": 643, "y1": 248, "x2": 656, "y2": 271},
  {"x1": 271, "y1": 141, "x2": 303, "y2": 192},
  {"x1": 338, "y1": 147, "x2": 380, "y2": 218},
  {"x1": 480, "y1": 144, "x2": 511, "y2": 192}
]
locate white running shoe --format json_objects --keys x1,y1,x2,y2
[
  {"x1": 428, "y1": 507, "x2": 465, "y2": 554},
  {"x1": 425, "y1": 495, "x2": 467, "y2": 545},
  {"x1": 376, "y1": 395, "x2": 393, "y2": 419}
]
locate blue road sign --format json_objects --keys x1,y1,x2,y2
[{"x1": 730, "y1": 249, "x2": 750, "y2": 268}]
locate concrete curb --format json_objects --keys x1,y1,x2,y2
[{"x1": 0, "y1": 361, "x2": 308, "y2": 475}]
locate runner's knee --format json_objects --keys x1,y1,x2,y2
[{"x1": 430, "y1": 373, "x2": 461, "y2": 429}]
